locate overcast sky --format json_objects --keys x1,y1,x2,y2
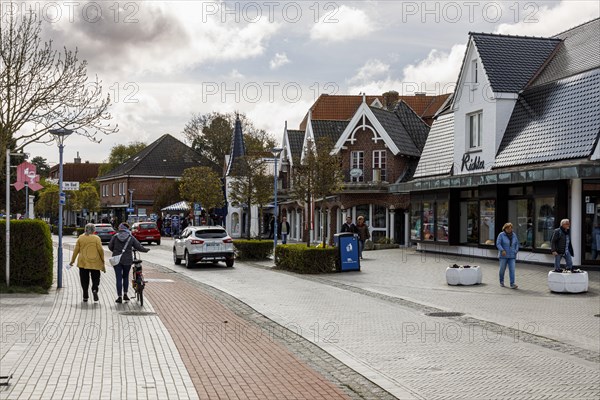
[{"x1": 12, "y1": 0, "x2": 599, "y2": 166}]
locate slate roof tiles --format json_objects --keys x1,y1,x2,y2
[{"x1": 470, "y1": 32, "x2": 561, "y2": 92}]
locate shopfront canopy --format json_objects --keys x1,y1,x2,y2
[{"x1": 161, "y1": 201, "x2": 190, "y2": 212}]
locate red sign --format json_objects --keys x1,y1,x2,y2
[{"x1": 13, "y1": 162, "x2": 43, "y2": 191}]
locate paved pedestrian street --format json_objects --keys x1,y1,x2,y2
[{"x1": 1, "y1": 240, "x2": 599, "y2": 399}]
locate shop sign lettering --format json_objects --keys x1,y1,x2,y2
[{"x1": 461, "y1": 153, "x2": 485, "y2": 172}]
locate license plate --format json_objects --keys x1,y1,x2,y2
[
  {"x1": 146, "y1": 236, "x2": 154, "y2": 239},
  {"x1": 206, "y1": 243, "x2": 220, "y2": 247}
]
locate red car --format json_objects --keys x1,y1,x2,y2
[{"x1": 131, "y1": 222, "x2": 161, "y2": 245}]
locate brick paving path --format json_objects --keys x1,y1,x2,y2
[{"x1": 143, "y1": 264, "x2": 392, "y2": 400}]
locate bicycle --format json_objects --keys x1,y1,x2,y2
[{"x1": 131, "y1": 250, "x2": 146, "y2": 307}]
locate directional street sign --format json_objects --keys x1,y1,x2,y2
[
  {"x1": 63, "y1": 181, "x2": 80, "y2": 191},
  {"x1": 126, "y1": 207, "x2": 135, "y2": 213},
  {"x1": 59, "y1": 192, "x2": 66, "y2": 205}
]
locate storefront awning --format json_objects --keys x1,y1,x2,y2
[{"x1": 161, "y1": 201, "x2": 190, "y2": 211}]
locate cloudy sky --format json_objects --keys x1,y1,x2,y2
[{"x1": 13, "y1": 0, "x2": 599, "y2": 166}]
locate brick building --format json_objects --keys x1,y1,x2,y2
[
  {"x1": 278, "y1": 93, "x2": 451, "y2": 245},
  {"x1": 96, "y1": 134, "x2": 206, "y2": 223}
]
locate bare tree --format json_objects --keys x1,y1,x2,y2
[
  {"x1": 291, "y1": 137, "x2": 343, "y2": 247},
  {"x1": 0, "y1": 11, "x2": 117, "y2": 167}
]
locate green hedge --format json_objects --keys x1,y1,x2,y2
[
  {"x1": 0, "y1": 220, "x2": 53, "y2": 288},
  {"x1": 233, "y1": 240, "x2": 273, "y2": 260},
  {"x1": 274, "y1": 244, "x2": 338, "y2": 274}
]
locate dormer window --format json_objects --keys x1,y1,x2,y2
[
  {"x1": 472, "y1": 60, "x2": 478, "y2": 84},
  {"x1": 468, "y1": 111, "x2": 483, "y2": 150}
]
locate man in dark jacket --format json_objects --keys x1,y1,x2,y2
[
  {"x1": 550, "y1": 219, "x2": 574, "y2": 272},
  {"x1": 277, "y1": 216, "x2": 291, "y2": 244},
  {"x1": 109, "y1": 223, "x2": 150, "y2": 303},
  {"x1": 341, "y1": 216, "x2": 357, "y2": 234}
]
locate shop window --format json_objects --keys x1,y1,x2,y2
[
  {"x1": 460, "y1": 201, "x2": 479, "y2": 244},
  {"x1": 508, "y1": 199, "x2": 533, "y2": 249},
  {"x1": 411, "y1": 206, "x2": 421, "y2": 241},
  {"x1": 479, "y1": 200, "x2": 496, "y2": 245},
  {"x1": 535, "y1": 198, "x2": 555, "y2": 249},
  {"x1": 372, "y1": 205, "x2": 386, "y2": 228},
  {"x1": 423, "y1": 202, "x2": 434, "y2": 241},
  {"x1": 371, "y1": 231, "x2": 386, "y2": 244},
  {"x1": 436, "y1": 201, "x2": 449, "y2": 241}
]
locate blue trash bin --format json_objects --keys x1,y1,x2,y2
[{"x1": 334, "y1": 233, "x2": 360, "y2": 272}]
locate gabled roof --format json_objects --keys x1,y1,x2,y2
[
  {"x1": 369, "y1": 106, "x2": 421, "y2": 157},
  {"x1": 530, "y1": 18, "x2": 600, "y2": 87},
  {"x1": 494, "y1": 68, "x2": 600, "y2": 168},
  {"x1": 470, "y1": 32, "x2": 561, "y2": 93},
  {"x1": 413, "y1": 113, "x2": 455, "y2": 178},
  {"x1": 287, "y1": 129, "x2": 305, "y2": 165},
  {"x1": 97, "y1": 134, "x2": 206, "y2": 180},
  {"x1": 226, "y1": 116, "x2": 246, "y2": 176},
  {"x1": 393, "y1": 100, "x2": 431, "y2": 152},
  {"x1": 311, "y1": 120, "x2": 348, "y2": 146},
  {"x1": 299, "y1": 93, "x2": 452, "y2": 129}
]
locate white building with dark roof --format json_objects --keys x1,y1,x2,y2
[{"x1": 397, "y1": 18, "x2": 600, "y2": 267}]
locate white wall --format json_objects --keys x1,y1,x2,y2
[{"x1": 453, "y1": 42, "x2": 517, "y2": 175}]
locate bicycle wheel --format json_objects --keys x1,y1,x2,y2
[{"x1": 138, "y1": 287, "x2": 144, "y2": 307}]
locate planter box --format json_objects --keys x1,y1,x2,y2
[
  {"x1": 548, "y1": 271, "x2": 588, "y2": 293},
  {"x1": 373, "y1": 243, "x2": 400, "y2": 250},
  {"x1": 446, "y1": 265, "x2": 482, "y2": 286}
]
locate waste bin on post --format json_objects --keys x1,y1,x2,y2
[{"x1": 334, "y1": 232, "x2": 360, "y2": 272}]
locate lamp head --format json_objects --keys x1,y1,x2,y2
[
  {"x1": 271, "y1": 147, "x2": 283, "y2": 157},
  {"x1": 49, "y1": 128, "x2": 73, "y2": 145}
]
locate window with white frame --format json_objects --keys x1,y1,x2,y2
[
  {"x1": 372, "y1": 150, "x2": 386, "y2": 182},
  {"x1": 468, "y1": 112, "x2": 482, "y2": 149},
  {"x1": 118, "y1": 182, "x2": 122, "y2": 195},
  {"x1": 350, "y1": 151, "x2": 364, "y2": 182},
  {"x1": 471, "y1": 60, "x2": 478, "y2": 84},
  {"x1": 112, "y1": 183, "x2": 116, "y2": 196}
]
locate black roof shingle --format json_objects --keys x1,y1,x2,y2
[
  {"x1": 286, "y1": 129, "x2": 305, "y2": 164},
  {"x1": 494, "y1": 68, "x2": 600, "y2": 168},
  {"x1": 311, "y1": 120, "x2": 348, "y2": 148},
  {"x1": 98, "y1": 134, "x2": 207, "y2": 180},
  {"x1": 470, "y1": 33, "x2": 561, "y2": 92},
  {"x1": 369, "y1": 106, "x2": 421, "y2": 157}
]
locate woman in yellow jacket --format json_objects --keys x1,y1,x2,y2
[{"x1": 69, "y1": 223, "x2": 106, "y2": 302}]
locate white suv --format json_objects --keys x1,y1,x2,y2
[{"x1": 173, "y1": 226, "x2": 235, "y2": 268}]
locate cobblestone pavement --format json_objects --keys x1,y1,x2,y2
[
  {"x1": 0, "y1": 239, "x2": 395, "y2": 400},
  {"x1": 144, "y1": 241, "x2": 600, "y2": 400},
  {"x1": 0, "y1": 246, "x2": 198, "y2": 400}
]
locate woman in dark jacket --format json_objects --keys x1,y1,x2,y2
[
  {"x1": 550, "y1": 219, "x2": 574, "y2": 272},
  {"x1": 108, "y1": 223, "x2": 149, "y2": 303}
]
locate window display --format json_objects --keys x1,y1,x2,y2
[{"x1": 479, "y1": 200, "x2": 495, "y2": 245}]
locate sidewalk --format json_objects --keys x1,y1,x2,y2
[{"x1": 0, "y1": 241, "x2": 392, "y2": 400}]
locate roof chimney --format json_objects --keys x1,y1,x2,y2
[
  {"x1": 415, "y1": 92, "x2": 427, "y2": 96},
  {"x1": 74, "y1": 152, "x2": 81, "y2": 163}
]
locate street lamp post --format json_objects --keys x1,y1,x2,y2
[
  {"x1": 50, "y1": 128, "x2": 73, "y2": 289},
  {"x1": 271, "y1": 147, "x2": 283, "y2": 254}
]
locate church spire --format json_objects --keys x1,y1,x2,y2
[{"x1": 226, "y1": 113, "x2": 246, "y2": 176}]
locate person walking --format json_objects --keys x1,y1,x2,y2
[
  {"x1": 278, "y1": 216, "x2": 290, "y2": 244},
  {"x1": 355, "y1": 216, "x2": 370, "y2": 259},
  {"x1": 341, "y1": 216, "x2": 357, "y2": 233},
  {"x1": 69, "y1": 223, "x2": 106, "y2": 302},
  {"x1": 108, "y1": 223, "x2": 150, "y2": 303},
  {"x1": 591, "y1": 221, "x2": 600, "y2": 260},
  {"x1": 551, "y1": 219, "x2": 574, "y2": 272},
  {"x1": 496, "y1": 222, "x2": 519, "y2": 289}
]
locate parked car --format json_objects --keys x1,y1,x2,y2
[
  {"x1": 173, "y1": 226, "x2": 234, "y2": 268},
  {"x1": 94, "y1": 224, "x2": 116, "y2": 244},
  {"x1": 131, "y1": 222, "x2": 161, "y2": 245}
]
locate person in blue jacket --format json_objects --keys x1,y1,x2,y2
[{"x1": 496, "y1": 222, "x2": 519, "y2": 289}]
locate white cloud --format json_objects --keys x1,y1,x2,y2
[
  {"x1": 269, "y1": 53, "x2": 291, "y2": 70},
  {"x1": 348, "y1": 59, "x2": 390, "y2": 85},
  {"x1": 401, "y1": 44, "x2": 466, "y2": 90},
  {"x1": 310, "y1": 5, "x2": 375, "y2": 42},
  {"x1": 495, "y1": 1, "x2": 599, "y2": 36}
]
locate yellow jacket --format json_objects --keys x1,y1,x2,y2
[{"x1": 70, "y1": 234, "x2": 106, "y2": 272}]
